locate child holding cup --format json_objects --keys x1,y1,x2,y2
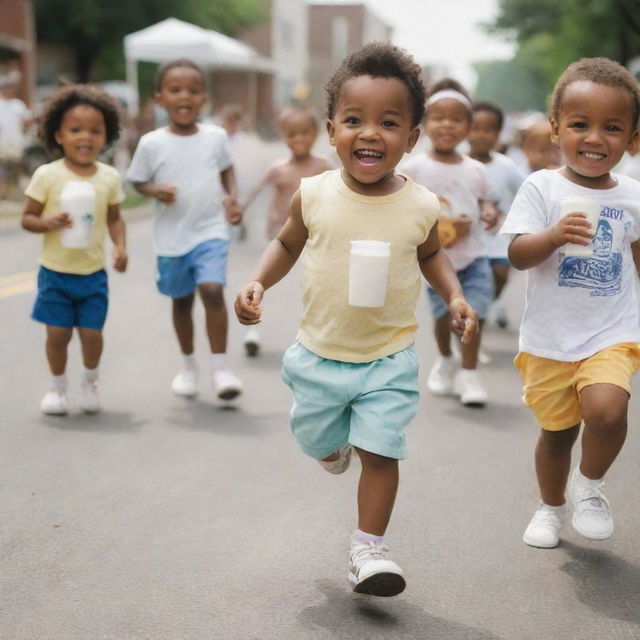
[
  {"x1": 501, "y1": 57, "x2": 640, "y2": 548},
  {"x1": 21, "y1": 84, "x2": 127, "y2": 416},
  {"x1": 235, "y1": 43, "x2": 476, "y2": 597}
]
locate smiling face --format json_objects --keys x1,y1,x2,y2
[
  {"x1": 551, "y1": 80, "x2": 639, "y2": 189},
  {"x1": 327, "y1": 75, "x2": 419, "y2": 195},
  {"x1": 468, "y1": 109, "x2": 500, "y2": 159},
  {"x1": 55, "y1": 104, "x2": 106, "y2": 173},
  {"x1": 424, "y1": 97, "x2": 470, "y2": 158},
  {"x1": 280, "y1": 111, "x2": 318, "y2": 160},
  {"x1": 155, "y1": 65, "x2": 206, "y2": 134}
]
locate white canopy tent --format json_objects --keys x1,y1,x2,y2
[{"x1": 123, "y1": 18, "x2": 274, "y2": 120}]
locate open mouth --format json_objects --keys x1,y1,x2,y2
[
  {"x1": 355, "y1": 149, "x2": 383, "y2": 165},
  {"x1": 579, "y1": 151, "x2": 606, "y2": 160}
]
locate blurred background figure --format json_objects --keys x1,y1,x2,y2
[
  {"x1": 0, "y1": 73, "x2": 32, "y2": 201},
  {"x1": 218, "y1": 103, "x2": 247, "y2": 150},
  {"x1": 520, "y1": 117, "x2": 561, "y2": 173}
]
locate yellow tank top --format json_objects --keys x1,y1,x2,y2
[{"x1": 298, "y1": 170, "x2": 439, "y2": 362}]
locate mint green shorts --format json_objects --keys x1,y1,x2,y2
[{"x1": 281, "y1": 342, "x2": 420, "y2": 460}]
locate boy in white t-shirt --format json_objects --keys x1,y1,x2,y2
[
  {"x1": 127, "y1": 58, "x2": 244, "y2": 401},
  {"x1": 501, "y1": 57, "x2": 640, "y2": 549}
]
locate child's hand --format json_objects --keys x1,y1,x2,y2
[
  {"x1": 234, "y1": 281, "x2": 264, "y2": 325},
  {"x1": 154, "y1": 184, "x2": 177, "y2": 203},
  {"x1": 449, "y1": 295, "x2": 478, "y2": 344},
  {"x1": 481, "y1": 202, "x2": 500, "y2": 231},
  {"x1": 113, "y1": 247, "x2": 128, "y2": 273},
  {"x1": 46, "y1": 213, "x2": 71, "y2": 231},
  {"x1": 550, "y1": 213, "x2": 594, "y2": 248},
  {"x1": 451, "y1": 215, "x2": 472, "y2": 240},
  {"x1": 223, "y1": 195, "x2": 243, "y2": 226}
]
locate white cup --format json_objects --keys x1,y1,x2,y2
[
  {"x1": 348, "y1": 240, "x2": 391, "y2": 308},
  {"x1": 561, "y1": 195, "x2": 600, "y2": 257},
  {"x1": 60, "y1": 181, "x2": 96, "y2": 249}
]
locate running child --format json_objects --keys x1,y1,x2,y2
[
  {"x1": 21, "y1": 84, "x2": 127, "y2": 415},
  {"x1": 235, "y1": 43, "x2": 477, "y2": 597},
  {"x1": 241, "y1": 105, "x2": 331, "y2": 356},
  {"x1": 402, "y1": 79, "x2": 498, "y2": 407},
  {"x1": 127, "y1": 58, "x2": 243, "y2": 400},
  {"x1": 501, "y1": 57, "x2": 640, "y2": 548},
  {"x1": 468, "y1": 101, "x2": 525, "y2": 329}
]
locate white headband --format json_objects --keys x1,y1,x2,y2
[{"x1": 426, "y1": 89, "x2": 472, "y2": 111}]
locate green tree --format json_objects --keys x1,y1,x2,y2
[{"x1": 35, "y1": 0, "x2": 266, "y2": 82}]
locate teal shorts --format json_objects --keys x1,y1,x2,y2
[{"x1": 281, "y1": 342, "x2": 420, "y2": 460}]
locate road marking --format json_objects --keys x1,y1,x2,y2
[{"x1": 0, "y1": 271, "x2": 36, "y2": 298}]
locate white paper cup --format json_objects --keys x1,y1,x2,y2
[
  {"x1": 60, "y1": 181, "x2": 96, "y2": 249},
  {"x1": 348, "y1": 240, "x2": 391, "y2": 307},
  {"x1": 561, "y1": 195, "x2": 600, "y2": 257}
]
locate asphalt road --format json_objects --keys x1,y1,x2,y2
[{"x1": 1, "y1": 143, "x2": 640, "y2": 639}]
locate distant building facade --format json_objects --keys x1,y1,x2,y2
[{"x1": 0, "y1": 0, "x2": 35, "y2": 104}]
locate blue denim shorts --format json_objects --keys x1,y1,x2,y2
[
  {"x1": 281, "y1": 342, "x2": 420, "y2": 460},
  {"x1": 32, "y1": 266, "x2": 108, "y2": 330},
  {"x1": 156, "y1": 238, "x2": 229, "y2": 299},
  {"x1": 427, "y1": 257, "x2": 494, "y2": 320}
]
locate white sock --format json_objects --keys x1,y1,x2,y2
[
  {"x1": 541, "y1": 502, "x2": 566, "y2": 512},
  {"x1": 183, "y1": 353, "x2": 197, "y2": 371},
  {"x1": 210, "y1": 353, "x2": 227, "y2": 372},
  {"x1": 52, "y1": 374, "x2": 66, "y2": 392},
  {"x1": 83, "y1": 367, "x2": 99, "y2": 382},
  {"x1": 353, "y1": 529, "x2": 384, "y2": 545},
  {"x1": 574, "y1": 466, "x2": 603, "y2": 489}
]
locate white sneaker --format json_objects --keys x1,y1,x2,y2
[
  {"x1": 427, "y1": 356, "x2": 457, "y2": 395},
  {"x1": 478, "y1": 349, "x2": 492, "y2": 365},
  {"x1": 40, "y1": 389, "x2": 68, "y2": 416},
  {"x1": 349, "y1": 537, "x2": 406, "y2": 597},
  {"x1": 79, "y1": 379, "x2": 100, "y2": 414},
  {"x1": 212, "y1": 368, "x2": 243, "y2": 400},
  {"x1": 453, "y1": 369, "x2": 488, "y2": 407},
  {"x1": 569, "y1": 468, "x2": 614, "y2": 540},
  {"x1": 319, "y1": 445, "x2": 353, "y2": 474},
  {"x1": 244, "y1": 327, "x2": 261, "y2": 357},
  {"x1": 171, "y1": 368, "x2": 198, "y2": 397},
  {"x1": 523, "y1": 504, "x2": 566, "y2": 548}
]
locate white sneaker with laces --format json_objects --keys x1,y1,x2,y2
[
  {"x1": 171, "y1": 369, "x2": 198, "y2": 397},
  {"x1": 349, "y1": 537, "x2": 406, "y2": 597},
  {"x1": 79, "y1": 379, "x2": 100, "y2": 414},
  {"x1": 427, "y1": 356, "x2": 457, "y2": 395},
  {"x1": 569, "y1": 468, "x2": 614, "y2": 540},
  {"x1": 212, "y1": 368, "x2": 243, "y2": 400},
  {"x1": 453, "y1": 368, "x2": 488, "y2": 407},
  {"x1": 244, "y1": 328, "x2": 261, "y2": 357},
  {"x1": 523, "y1": 504, "x2": 566, "y2": 548},
  {"x1": 319, "y1": 445, "x2": 353, "y2": 474},
  {"x1": 40, "y1": 389, "x2": 68, "y2": 416}
]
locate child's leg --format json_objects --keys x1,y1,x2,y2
[
  {"x1": 172, "y1": 293, "x2": 196, "y2": 354},
  {"x1": 77, "y1": 328, "x2": 103, "y2": 369},
  {"x1": 492, "y1": 261, "x2": 509, "y2": 300},
  {"x1": 355, "y1": 448, "x2": 399, "y2": 536},
  {"x1": 433, "y1": 313, "x2": 452, "y2": 356},
  {"x1": 45, "y1": 325, "x2": 73, "y2": 375},
  {"x1": 534, "y1": 425, "x2": 580, "y2": 505},
  {"x1": 459, "y1": 320, "x2": 483, "y2": 369},
  {"x1": 198, "y1": 282, "x2": 227, "y2": 354},
  {"x1": 579, "y1": 383, "x2": 628, "y2": 479}
]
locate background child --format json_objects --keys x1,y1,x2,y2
[
  {"x1": 468, "y1": 101, "x2": 526, "y2": 329},
  {"x1": 501, "y1": 57, "x2": 640, "y2": 548},
  {"x1": 521, "y1": 118, "x2": 561, "y2": 173},
  {"x1": 127, "y1": 58, "x2": 243, "y2": 401},
  {"x1": 235, "y1": 43, "x2": 476, "y2": 597},
  {"x1": 240, "y1": 105, "x2": 331, "y2": 356},
  {"x1": 21, "y1": 84, "x2": 127, "y2": 415},
  {"x1": 402, "y1": 79, "x2": 497, "y2": 407}
]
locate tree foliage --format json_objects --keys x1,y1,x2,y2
[{"x1": 35, "y1": 0, "x2": 266, "y2": 82}]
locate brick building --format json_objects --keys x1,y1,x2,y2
[{"x1": 0, "y1": 0, "x2": 35, "y2": 104}]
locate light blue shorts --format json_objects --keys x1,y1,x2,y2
[
  {"x1": 281, "y1": 342, "x2": 420, "y2": 460},
  {"x1": 156, "y1": 238, "x2": 229, "y2": 299},
  {"x1": 427, "y1": 257, "x2": 494, "y2": 321}
]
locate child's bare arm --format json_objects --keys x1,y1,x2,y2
[
  {"x1": 220, "y1": 166, "x2": 243, "y2": 225},
  {"x1": 21, "y1": 197, "x2": 69, "y2": 233},
  {"x1": 107, "y1": 204, "x2": 127, "y2": 272},
  {"x1": 132, "y1": 181, "x2": 176, "y2": 203},
  {"x1": 632, "y1": 240, "x2": 640, "y2": 279},
  {"x1": 241, "y1": 167, "x2": 274, "y2": 211},
  {"x1": 418, "y1": 224, "x2": 477, "y2": 344},
  {"x1": 509, "y1": 212, "x2": 593, "y2": 270},
  {"x1": 235, "y1": 189, "x2": 308, "y2": 325}
]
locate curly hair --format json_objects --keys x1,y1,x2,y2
[
  {"x1": 325, "y1": 42, "x2": 426, "y2": 127},
  {"x1": 155, "y1": 58, "x2": 205, "y2": 92},
  {"x1": 39, "y1": 84, "x2": 121, "y2": 154},
  {"x1": 551, "y1": 57, "x2": 640, "y2": 127}
]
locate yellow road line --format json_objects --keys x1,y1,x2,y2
[
  {"x1": 0, "y1": 270, "x2": 36, "y2": 285},
  {"x1": 0, "y1": 280, "x2": 35, "y2": 298}
]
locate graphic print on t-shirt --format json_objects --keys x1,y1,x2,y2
[{"x1": 559, "y1": 214, "x2": 627, "y2": 297}]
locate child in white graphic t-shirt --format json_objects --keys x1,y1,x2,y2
[{"x1": 501, "y1": 57, "x2": 640, "y2": 549}]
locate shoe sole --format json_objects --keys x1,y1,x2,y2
[
  {"x1": 460, "y1": 399, "x2": 487, "y2": 408},
  {"x1": 522, "y1": 533, "x2": 559, "y2": 549},
  {"x1": 244, "y1": 341, "x2": 260, "y2": 357},
  {"x1": 571, "y1": 516, "x2": 613, "y2": 541},
  {"x1": 217, "y1": 388, "x2": 241, "y2": 401},
  {"x1": 351, "y1": 572, "x2": 406, "y2": 597},
  {"x1": 41, "y1": 409, "x2": 68, "y2": 416}
]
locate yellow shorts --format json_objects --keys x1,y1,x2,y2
[{"x1": 514, "y1": 342, "x2": 640, "y2": 431}]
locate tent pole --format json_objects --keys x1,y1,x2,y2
[
  {"x1": 125, "y1": 57, "x2": 139, "y2": 118},
  {"x1": 248, "y1": 71, "x2": 258, "y2": 131}
]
